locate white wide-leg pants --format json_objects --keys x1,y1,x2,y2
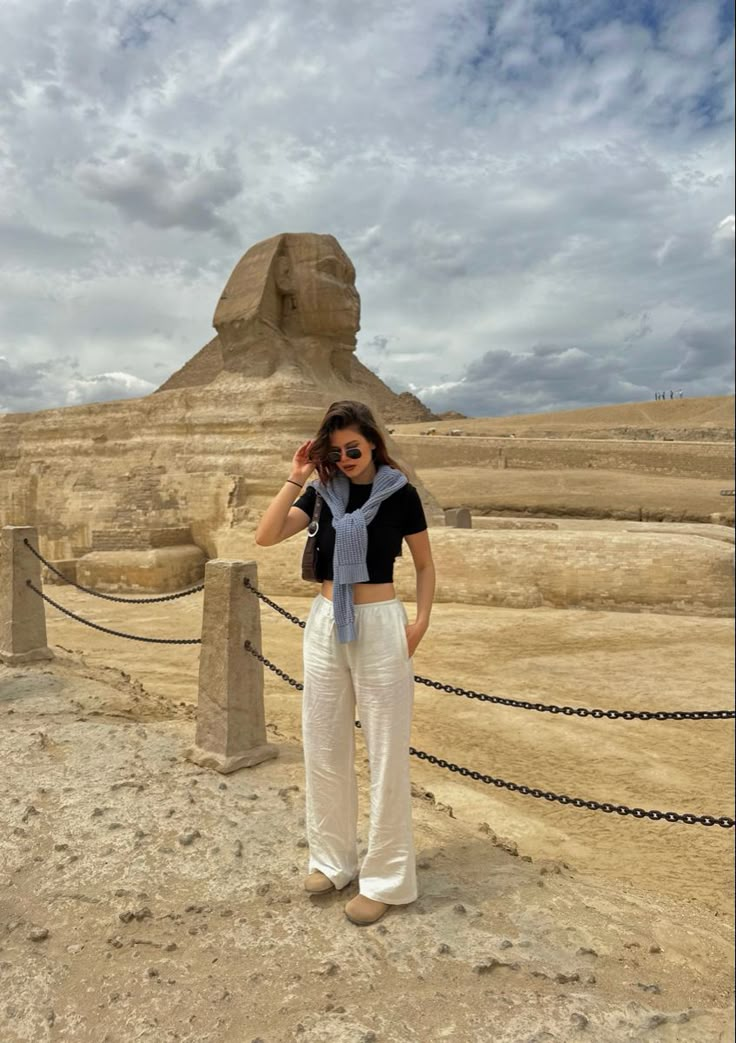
[{"x1": 301, "y1": 594, "x2": 417, "y2": 905}]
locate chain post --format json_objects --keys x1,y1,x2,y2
[
  {"x1": 0, "y1": 526, "x2": 54, "y2": 665},
  {"x1": 187, "y1": 560, "x2": 278, "y2": 774}
]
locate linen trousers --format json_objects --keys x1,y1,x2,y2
[{"x1": 301, "y1": 593, "x2": 417, "y2": 905}]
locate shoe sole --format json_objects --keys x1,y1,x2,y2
[{"x1": 345, "y1": 910, "x2": 387, "y2": 925}]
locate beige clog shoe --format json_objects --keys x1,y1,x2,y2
[
  {"x1": 303, "y1": 870, "x2": 335, "y2": 894},
  {"x1": 344, "y1": 894, "x2": 390, "y2": 925}
]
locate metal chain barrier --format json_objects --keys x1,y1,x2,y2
[
  {"x1": 26, "y1": 581, "x2": 201, "y2": 645},
  {"x1": 243, "y1": 577, "x2": 306, "y2": 629},
  {"x1": 243, "y1": 579, "x2": 735, "y2": 722},
  {"x1": 24, "y1": 539, "x2": 204, "y2": 604},
  {"x1": 412, "y1": 678, "x2": 735, "y2": 722},
  {"x1": 243, "y1": 640, "x2": 734, "y2": 830},
  {"x1": 244, "y1": 640, "x2": 305, "y2": 690}
]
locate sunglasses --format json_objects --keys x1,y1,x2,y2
[{"x1": 325, "y1": 446, "x2": 363, "y2": 463}]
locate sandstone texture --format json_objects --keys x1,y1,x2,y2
[
  {"x1": 417, "y1": 465, "x2": 733, "y2": 526},
  {"x1": 218, "y1": 527, "x2": 734, "y2": 616}
]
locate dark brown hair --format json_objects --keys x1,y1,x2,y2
[{"x1": 309, "y1": 400, "x2": 404, "y2": 484}]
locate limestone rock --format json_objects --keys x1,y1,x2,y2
[{"x1": 233, "y1": 527, "x2": 735, "y2": 616}]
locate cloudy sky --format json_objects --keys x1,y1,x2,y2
[{"x1": 0, "y1": 0, "x2": 733, "y2": 418}]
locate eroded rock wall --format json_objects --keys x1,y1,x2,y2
[
  {"x1": 394, "y1": 434, "x2": 734, "y2": 480},
  {"x1": 222, "y1": 527, "x2": 735, "y2": 617}
]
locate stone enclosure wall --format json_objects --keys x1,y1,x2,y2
[
  {"x1": 218, "y1": 527, "x2": 735, "y2": 617},
  {"x1": 394, "y1": 434, "x2": 734, "y2": 480}
]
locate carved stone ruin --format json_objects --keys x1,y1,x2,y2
[
  {"x1": 76, "y1": 526, "x2": 206, "y2": 594},
  {"x1": 159, "y1": 232, "x2": 362, "y2": 389}
]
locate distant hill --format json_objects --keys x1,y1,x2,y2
[{"x1": 396, "y1": 395, "x2": 735, "y2": 442}]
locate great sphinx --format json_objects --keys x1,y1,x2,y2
[{"x1": 158, "y1": 233, "x2": 364, "y2": 390}]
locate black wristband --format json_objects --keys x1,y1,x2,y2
[{"x1": 285, "y1": 479, "x2": 303, "y2": 489}]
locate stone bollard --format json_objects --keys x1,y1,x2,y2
[
  {"x1": 445, "y1": 508, "x2": 472, "y2": 528},
  {"x1": 455, "y1": 507, "x2": 472, "y2": 528},
  {"x1": 186, "y1": 560, "x2": 278, "y2": 774},
  {"x1": 0, "y1": 526, "x2": 54, "y2": 664}
]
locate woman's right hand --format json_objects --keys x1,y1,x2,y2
[{"x1": 289, "y1": 440, "x2": 316, "y2": 484}]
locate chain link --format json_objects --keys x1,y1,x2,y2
[
  {"x1": 242, "y1": 640, "x2": 734, "y2": 830},
  {"x1": 243, "y1": 579, "x2": 735, "y2": 722},
  {"x1": 27, "y1": 581, "x2": 201, "y2": 644},
  {"x1": 243, "y1": 577, "x2": 306, "y2": 628},
  {"x1": 412, "y1": 677, "x2": 735, "y2": 721},
  {"x1": 244, "y1": 640, "x2": 304, "y2": 688},
  {"x1": 24, "y1": 539, "x2": 204, "y2": 603}
]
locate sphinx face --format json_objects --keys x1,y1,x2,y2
[{"x1": 279, "y1": 235, "x2": 360, "y2": 347}]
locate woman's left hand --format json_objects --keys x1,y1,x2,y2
[{"x1": 405, "y1": 621, "x2": 428, "y2": 658}]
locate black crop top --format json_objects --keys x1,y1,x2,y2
[{"x1": 292, "y1": 481, "x2": 427, "y2": 583}]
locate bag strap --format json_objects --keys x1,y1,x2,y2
[{"x1": 312, "y1": 490, "x2": 323, "y2": 522}]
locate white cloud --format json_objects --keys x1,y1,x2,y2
[
  {"x1": 0, "y1": 0, "x2": 733, "y2": 417},
  {"x1": 714, "y1": 214, "x2": 735, "y2": 240},
  {"x1": 65, "y1": 371, "x2": 157, "y2": 406},
  {"x1": 0, "y1": 356, "x2": 155, "y2": 413}
]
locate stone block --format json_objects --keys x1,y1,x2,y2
[
  {"x1": 42, "y1": 560, "x2": 79, "y2": 585},
  {"x1": 445, "y1": 508, "x2": 472, "y2": 528},
  {"x1": 77, "y1": 545, "x2": 206, "y2": 593},
  {"x1": 187, "y1": 559, "x2": 278, "y2": 773},
  {"x1": 0, "y1": 526, "x2": 53, "y2": 664}
]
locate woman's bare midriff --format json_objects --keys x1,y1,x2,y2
[{"x1": 320, "y1": 580, "x2": 396, "y2": 604}]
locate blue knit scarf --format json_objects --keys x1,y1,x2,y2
[{"x1": 314, "y1": 463, "x2": 408, "y2": 643}]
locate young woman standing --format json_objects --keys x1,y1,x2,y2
[{"x1": 255, "y1": 400, "x2": 435, "y2": 925}]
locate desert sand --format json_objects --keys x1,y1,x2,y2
[{"x1": 395, "y1": 395, "x2": 735, "y2": 440}]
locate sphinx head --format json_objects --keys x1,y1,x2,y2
[{"x1": 213, "y1": 233, "x2": 360, "y2": 353}]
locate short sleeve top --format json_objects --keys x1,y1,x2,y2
[{"x1": 292, "y1": 480, "x2": 427, "y2": 583}]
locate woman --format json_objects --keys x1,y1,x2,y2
[{"x1": 255, "y1": 400, "x2": 435, "y2": 925}]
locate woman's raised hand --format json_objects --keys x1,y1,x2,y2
[{"x1": 289, "y1": 440, "x2": 316, "y2": 484}]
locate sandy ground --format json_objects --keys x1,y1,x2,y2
[
  {"x1": 24, "y1": 590, "x2": 734, "y2": 911},
  {"x1": 394, "y1": 395, "x2": 735, "y2": 437},
  {"x1": 1, "y1": 645, "x2": 734, "y2": 1043}
]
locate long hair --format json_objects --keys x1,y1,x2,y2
[{"x1": 309, "y1": 400, "x2": 404, "y2": 484}]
